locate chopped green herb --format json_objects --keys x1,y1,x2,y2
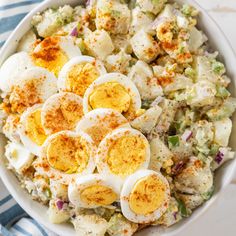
[
  {"x1": 184, "y1": 67, "x2": 196, "y2": 79},
  {"x1": 196, "y1": 145, "x2": 210, "y2": 155},
  {"x1": 151, "y1": 0, "x2": 161, "y2": 5},
  {"x1": 212, "y1": 61, "x2": 225, "y2": 75},
  {"x1": 77, "y1": 22, "x2": 82, "y2": 32},
  {"x1": 119, "y1": 0, "x2": 129, "y2": 3},
  {"x1": 101, "y1": 5, "x2": 110, "y2": 13},
  {"x1": 77, "y1": 40, "x2": 87, "y2": 54},
  {"x1": 181, "y1": 4, "x2": 198, "y2": 17},
  {"x1": 129, "y1": 60, "x2": 136, "y2": 67},
  {"x1": 197, "y1": 152, "x2": 208, "y2": 162},
  {"x1": 135, "y1": 2, "x2": 141, "y2": 9},
  {"x1": 181, "y1": 4, "x2": 191, "y2": 16},
  {"x1": 174, "y1": 92, "x2": 187, "y2": 102},
  {"x1": 111, "y1": 10, "x2": 121, "y2": 17},
  {"x1": 141, "y1": 100, "x2": 153, "y2": 109},
  {"x1": 216, "y1": 86, "x2": 230, "y2": 98},
  {"x1": 178, "y1": 45, "x2": 185, "y2": 54},
  {"x1": 174, "y1": 122, "x2": 181, "y2": 132},
  {"x1": 201, "y1": 186, "x2": 214, "y2": 200},
  {"x1": 176, "y1": 198, "x2": 188, "y2": 217},
  {"x1": 44, "y1": 188, "x2": 52, "y2": 198},
  {"x1": 168, "y1": 135, "x2": 180, "y2": 148},
  {"x1": 209, "y1": 144, "x2": 220, "y2": 156},
  {"x1": 51, "y1": 7, "x2": 58, "y2": 12}
]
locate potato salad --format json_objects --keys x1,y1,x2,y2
[{"x1": 0, "y1": 0, "x2": 235, "y2": 235}]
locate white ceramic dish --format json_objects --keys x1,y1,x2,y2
[{"x1": 0, "y1": 0, "x2": 236, "y2": 235}]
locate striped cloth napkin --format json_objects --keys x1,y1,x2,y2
[{"x1": 0, "y1": 1, "x2": 58, "y2": 235}]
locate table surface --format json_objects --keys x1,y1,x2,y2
[{"x1": 181, "y1": 0, "x2": 236, "y2": 235}]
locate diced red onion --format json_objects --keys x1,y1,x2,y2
[
  {"x1": 85, "y1": 0, "x2": 91, "y2": 7},
  {"x1": 181, "y1": 130, "x2": 193, "y2": 142},
  {"x1": 56, "y1": 199, "x2": 64, "y2": 210},
  {"x1": 215, "y1": 151, "x2": 224, "y2": 164},
  {"x1": 173, "y1": 211, "x2": 178, "y2": 220},
  {"x1": 70, "y1": 27, "x2": 78, "y2": 37},
  {"x1": 172, "y1": 161, "x2": 185, "y2": 174}
]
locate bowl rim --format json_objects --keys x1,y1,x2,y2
[{"x1": 0, "y1": 0, "x2": 236, "y2": 236}]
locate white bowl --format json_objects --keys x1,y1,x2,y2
[{"x1": 0, "y1": 0, "x2": 236, "y2": 235}]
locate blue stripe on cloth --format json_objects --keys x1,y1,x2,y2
[
  {"x1": 0, "y1": 204, "x2": 25, "y2": 226},
  {"x1": 28, "y1": 218, "x2": 48, "y2": 236},
  {"x1": 0, "y1": 225, "x2": 15, "y2": 236},
  {"x1": 0, "y1": 195, "x2": 12, "y2": 206},
  {"x1": 0, "y1": 0, "x2": 42, "y2": 11},
  {"x1": 13, "y1": 224, "x2": 32, "y2": 236},
  {"x1": 6, "y1": 213, "x2": 28, "y2": 229},
  {"x1": 0, "y1": 1, "x2": 53, "y2": 235},
  {"x1": 0, "y1": 13, "x2": 28, "y2": 34}
]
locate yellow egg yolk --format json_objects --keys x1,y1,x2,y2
[
  {"x1": 80, "y1": 184, "x2": 117, "y2": 206},
  {"x1": 32, "y1": 37, "x2": 69, "y2": 77},
  {"x1": 46, "y1": 135, "x2": 89, "y2": 173},
  {"x1": 25, "y1": 109, "x2": 47, "y2": 146},
  {"x1": 106, "y1": 135, "x2": 146, "y2": 176},
  {"x1": 43, "y1": 96, "x2": 83, "y2": 134},
  {"x1": 89, "y1": 82, "x2": 131, "y2": 113},
  {"x1": 66, "y1": 63, "x2": 100, "y2": 96},
  {"x1": 129, "y1": 175, "x2": 167, "y2": 215}
]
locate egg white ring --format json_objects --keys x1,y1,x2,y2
[
  {"x1": 33, "y1": 36, "x2": 81, "y2": 61},
  {"x1": 5, "y1": 142, "x2": 34, "y2": 174},
  {"x1": 96, "y1": 127, "x2": 150, "y2": 180},
  {"x1": 58, "y1": 55, "x2": 107, "y2": 92},
  {"x1": 14, "y1": 66, "x2": 58, "y2": 101},
  {"x1": 76, "y1": 108, "x2": 131, "y2": 143},
  {"x1": 68, "y1": 173, "x2": 122, "y2": 208},
  {"x1": 41, "y1": 92, "x2": 83, "y2": 135},
  {"x1": 83, "y1": 73, "x2": 142, "y2": 114},
  {"x1": 120, "y1": 169, "x2": 171, "y2": 224},
  {"x1": 0, "y1": 51, "x2": 34, "y2": 93},
  {"x1": 36, "y1": 130, "x2": 96, "y2": 185},
  {"x1": 18, "y1": 104, "x2": 45, "y2": 156}
]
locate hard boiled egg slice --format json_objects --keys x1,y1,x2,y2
[
  {"x1": 8, "y1": 67, "x2": 57, "y2": 113},
  {"x1": 0, "y1": 52, "x2": 34, "y2": 93},
  {"x1": 31, "y1": 36, "x2": 81, "y2": 77},
  {"x1": 83, "y1": 73, "x2": 141, "y2": 120},
  {"x1": 120, "y1": 169, "x2": 170, "y2": 224},
  {"x1": 41, "y1": 92, "x2": 83, "y2": 135},
  {"x1": 58, "y1": 56, "x2": 106, "y2": 97},
  {"x1": 5, "y1": 142, "x2": 34, "y2": 174},
  {"x1": 68, "y1": 174, "x2": 121, "y2": 208},
  {"x1": 34, "y1": 131, "x2": 96, "y2": 185},
  {"x1": 96, "y1": 128, "x2": 150, "y2": 179},
  {"x1": 18, "y1": 104, "x2": 47, "y2": 156},
  {"x1": 76, "y1": 108, "x2": 130, "y2": 146}
]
